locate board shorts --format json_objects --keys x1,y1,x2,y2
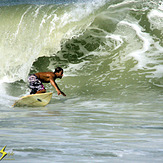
[{"x1": 28, "y1": 74, "x2": 45, "y2": 94}]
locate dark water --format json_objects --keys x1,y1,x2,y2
[{"x1": 0, "y1": 0, "x2": 163, "y2": 162}]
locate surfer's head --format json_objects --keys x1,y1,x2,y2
[{"x1": 54, "y1": 67, "x2": 63, "y2": 79}]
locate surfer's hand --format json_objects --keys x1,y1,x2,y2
[
  {"x1": 61, "y1": 91, "x2": 66, "y2": 96},
  {"x1": 57, "y1": 90, "x2": 66, "y2": 96}
]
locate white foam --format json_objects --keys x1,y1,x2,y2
[
  {"x1": 64, "y1": 61, "x2": 90, "y2": 76},
  {"x1": 116, "y1": 18, "x2": 163, "y2": 79},
  {"x1": 14, "y1": 6, "x2": 32, "y2": 38},
  {"x1": 34, "y1": 5, "x2": 44, "y2": 18},
  {"x1": 0, "y1": 83, "x2": 18, "y2": 107},
  {"x1": 147, "y1": 9, "x2": 163, "y2": 31},
  {"x1": 108, "y1": 0, "x2": 135, "y2": 10},
  {"x1": 158, "y1": 1, "x2": 163, "y2": 11},
  {"x1": 119, "y1": 20, "x2": 153, "y2": 70},
  {"x1": 106, "y1": 34, "x2": 124, "y2": 50}
]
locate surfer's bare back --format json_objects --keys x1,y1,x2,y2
[{"x1": 28, "y1": 67, "x2": 66, "y2": 96}]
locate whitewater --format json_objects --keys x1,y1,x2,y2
[{"x1": 0, "y1": 0, "x2": 163, "y2": 162}]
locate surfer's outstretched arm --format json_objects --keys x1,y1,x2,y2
[{"x1": 50, "y1": 76, "x2": 66, "y2": 96}]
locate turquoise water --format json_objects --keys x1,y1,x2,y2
[{"x1": 0, "y1": 0, "x2": 163, "y2": 162}]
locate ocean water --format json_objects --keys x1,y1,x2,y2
[{"x1": 0, "y1": 0, "x2": 163, "y2": 162}]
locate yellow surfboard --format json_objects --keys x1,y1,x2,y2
[{"x1": 13, "y1": 92, "x2": 53, "y2": 107}]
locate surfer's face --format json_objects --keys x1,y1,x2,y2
[{"x1": 57, "y1": 70, "x2": 63, "y2": 79}]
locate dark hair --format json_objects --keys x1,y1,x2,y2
[{"x1": 54, "y1": 67, "x2": 63, "y2": 73}]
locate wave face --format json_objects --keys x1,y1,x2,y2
[{"x1": 1, "y1": 0, "x2": 163, "y2": 97}]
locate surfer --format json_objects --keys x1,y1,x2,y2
[{"x1": 28, "y1": 67, "x2": 66, "y2": 96}]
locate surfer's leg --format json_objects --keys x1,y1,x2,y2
[
  {"x1": 36, "y1": 84, "x2": 46, "y2": 94},
  {"x1": 36, "y1": 89, "x2": 46, "y2": 94},
  {"x1": 28, "y1": 75, "x2": 46, "y2": 94},
  {"x1": 28, "y1": 75, "x2": 38, "y2": 94},
  {"x1": 30, "y1": 88, "x2": 37, "y2": 94}
]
